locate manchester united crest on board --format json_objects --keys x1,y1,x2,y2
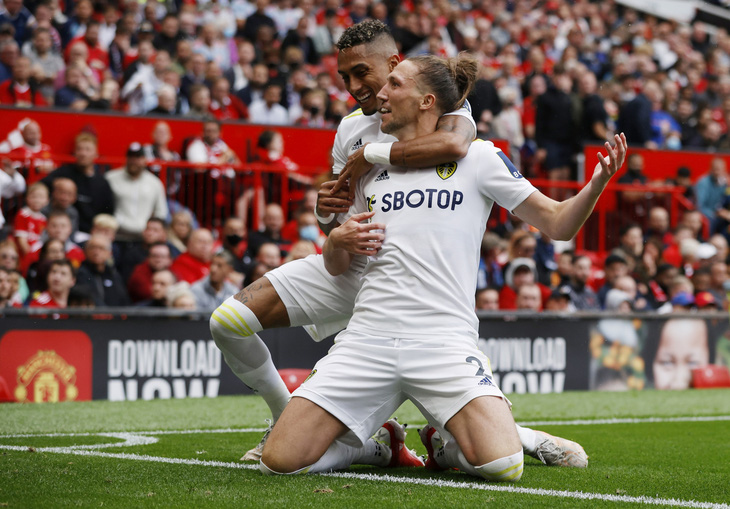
[
  {"x1": 15, "y1": 350, "x2": 79, "y2": 403},
  {"x1": 436, "y1": 162, "x2": 457, "y2": 180}
]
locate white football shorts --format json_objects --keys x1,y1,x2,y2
[
  {"x1": 264, "y1": 254, "x2": 363, "y2": 340},
  {"x1": 292, "y1": 330, "x2": 507, "y2": 446}
]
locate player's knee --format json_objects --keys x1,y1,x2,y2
[
  {"x1": 260, "y1": 450, "x2": 310, "y2": 475},
  {"x1": 475, "y1": 450, "x2": 524, "y2": 482},
  {"x1": 209, "y1": 297, "x2": 256, "y2": 340}
]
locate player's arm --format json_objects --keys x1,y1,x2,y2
[
  {"x1": 323, "y1": 211, "x2": 385, "y2": 276},
  {"x1": 513, "y1": 134, "x2": 627, "y2": 241},
  {"x1": 334, "y1": 113, "x2": 475, "y2": 198}
]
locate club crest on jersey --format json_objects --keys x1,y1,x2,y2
[
  {"x1": 366, "y1": 194, "x2": 376, "y2": 212},
  {"x1": 436, "y1": 162, "x2": 457, "y2": 180}
]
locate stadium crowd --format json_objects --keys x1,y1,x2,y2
[{"x1": 2, "y1": 0, "x2": 730, "y2": 313}]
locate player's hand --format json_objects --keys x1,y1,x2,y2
[
  {"x1": 333, "y1": 146, "x2": 373, "y2": 200},
  {"x1": 329, "y1": 211, "x2": 385, "y2": 255},
  {"x1": 317, "y1": 179, "x2": 352, "y2": 215},
  {"x1": 593, "y1": 133, "x2": 627, "y2": 188}
]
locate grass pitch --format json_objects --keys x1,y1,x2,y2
[{"x1": 1, "y1": 390, "x2": 729, "y2": 508}]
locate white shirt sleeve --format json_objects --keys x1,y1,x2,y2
[
  {"x1": 476, "y1": 143, "x2": 536, "y2": 213},
  {"x1": 330, "y1": 128, "x2": 348, "y2": 176},
  {"x1": 441, "y1": 99, "x2": 477, "y2": 140}
]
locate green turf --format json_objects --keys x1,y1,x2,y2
[{"x1": 1, "y1": 390, "x2": 730, "y2": 508}]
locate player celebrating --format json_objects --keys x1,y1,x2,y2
[
  {"x1": 259, "y1": 54, "x2": 626, "y2": 479},
  {"x1": 210, "y1": 20, "x2": 586, "y2": 468}
]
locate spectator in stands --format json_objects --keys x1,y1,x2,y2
[
  {"x1": 696, "y1": 291, "x2": 721, "y2": 311},
  {"x1": 535, "y1": 66, "x2": 574, "y2": 198},
  {"x1": 476, "y1": 232, "x2": 504, "y2": 290},
  {"x1": 42, "y1": 132, "x2": 114, "y2": 234},
  {"x1": 249, "y1": 81, "x2": 290, "y2": 125},
  {"x1": 23, "y1": 27, "x2": 63, "y2": 103},
  {"x1": 544, "y1": 285, "x2": 573, "y2": 312},
  {"x1": 516, "y1": 283, "x2": 542, "y2": 312},
  {"x1": 492, "y1": 87, "x2": 523, "y2": 170},
  {"x1": 13, "y1": 182, "x2": 48, "y2": 258},
  {"x1": 225, "y1": 40, "x2": 255, "y2": 94},
  {"x1": 146, "y1": 84, "x2": 177, "y2": 116},
  {"x1": 551, "y1": 250, "x2": 574, "y2": 288},
  {"x1": 191, "y1": 250, "x2": 239, "y2": 312},
  {"x1": 283, "y1": 239, "x2": 317, "y2": 263},
  {"x1": 576, "y1": 71, "x2": 609, "y2": 145},
  {"x1": 597, "y1": 254, "x2": 629, "y2": 309},
  {"x1": 25, "y1": 237, "x2": 63, "y2": 295},
  {"x1": 0, "y1": 267, "x2": 14, "y2": 307},
  {"x1": 153, "y1": 14, "x2": 185, "y2": 57},
  {"x1": 710, "y1": 233, "x2": 729, "y2": 263},
  {"x1": 240, "y1": 0, "x2": 277, "y2": 44},
  {"x1": 475, "y1": 287, "x2": 499, "y2": 311},
  {"x1": 613, "y1": 223, "x2": 643, "y2": 273},
  {"x1": 143, "y1": 121, "x2": 179, "y2": 165},
  {"x1": 108, "y1": 27, "x2": 130, "y2": 81},
  {"x1": 30, "y1": 210, "x2": 85, "y2": 269},
  {"x1": 254, "y1": 241, "x2": 282, "y2": 270},
  {"x1": 645, "y1": 206, "x2": 672, "y2": 247},
  {"x1": 617, "y1": 153, "x2": 651, "y2": 222},
  {"x1": 168, "y1": 210, "x2": 193, "y2": 255},
  {"x1": 0, "y1": 39, "x2": 18, "y2": 84},
  {"x1": 695, "y1": 157, "x2": 727, "y2": 228},
  {"x1": 54, "y1": 65, "x2": 92, "y2": 110},
  {"x1": 170, "y1": 228, "x2": 214, "y2": 284},
  {"x1": 246, "y1": 203, "x2": 287, "y2": 260},
  {"x1": 122, "y1": 46, "x2": 170, "y2": 115},
  {"x1": 244, "y1": 262, "x2": 271, "y2": 285},
  {"x1": 668, "y1": 166, "x2": 696, "y2": 205},
  {"x1": 2, "y1": 119, "x2": 54, "y2": 173},
  {"x1": 194, "y1": 23, "x2": 231, "y2": 71},
  {"x1": 236, "y1": 62, "x2": 268, "y2": 106},
  {"x1": 568, "y1": 255, "x2": 599, "y2": 310},
  {"x1": 28, "y1": 258, "x2": 75, "y2": 308},
  {"x1": 619, "y1": 80, "x2": 658, "y2": 149},
  {"x1": 135, "y1": 269, "x2": 176, "y2": 308},
  {"x1": 41, "y1": 177, "x2": 79, "y2": 235},
  {"x1": 185, "y1": 119, "x2": 240, "y2": 165},
  {"x1": 127, "y1": 241, "x2": 172, "y2": 303},
  {"x1": 165, "y1": 280, "x2": 197, "y2": 310},
  {"x1": 0, "y1": 0, "x2": 32, "y2": 46},
  {"x1": 0, "y1": 156, "x2": 26, "y2": 230},
  {"x1": 499, "y1": 257, "x2": 544, "y2": 310},
  {"x1": 74, "y1": 234, "x2": 129, "y2": 307},
  {"x1": 180, "y1": 52, "x2": 207, "y2": 103},
  {"x1": 115, "y1": 217, "x2": 171, "y2": 281},
  {"x1": 217, "y1": 217, "x2": 246, "y2": 286},
  {"x1": 184, "y1": 83, "x2": 211, "y2": 120},
  {"x1": 105, "y1": 142, "x2": 168, "y2": 243},
  {"x1": 281, "y1": 16, "x2": 319, "y2": 66},
  {"x1": 209, "y1": 77, "x2": 249, "y2": 121}
]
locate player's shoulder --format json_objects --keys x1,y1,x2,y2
[
  {"x1": 336, "y1": 108, "x2": 377, "y2": 132},
  {"x1": 465, "y1": 138, "x2": 499, "y2": 158}
]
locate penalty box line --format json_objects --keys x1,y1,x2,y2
[{"x1": 0, "y1": 445, "x2": 728, "y2": 509}]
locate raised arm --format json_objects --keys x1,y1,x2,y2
[
  {"x1": 323, "y1": 211, "x2": 386, "y2": 276},
  {"x1": 334, "y1": 113, "x2": 475, "y2": 198},
  {"x1": 513, "y1": 133, "x2": 627, "y2": 241}
]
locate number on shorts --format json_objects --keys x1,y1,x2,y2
[{"x1": 466, "y1": 356, "x2": 485, "y2": 376}]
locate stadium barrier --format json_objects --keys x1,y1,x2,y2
[{"x1": 1, "y1": 309, "x2": 728, "y2": 403}]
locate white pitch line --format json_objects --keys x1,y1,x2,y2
[
  {"x1": 0, "y1": 445, "x2": 727, "y2": 509},
  {"x1": 517, "y1": 415, "x2": 730, "y2": 427},
  {"x1": 2, "y1": 415, "x2": 729, "y2": 440}
]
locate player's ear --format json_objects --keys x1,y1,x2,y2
[
  {"x1": 388, "y1": 54, "x2": 400, "y2": 72},
  {"x1": 420, "y1": 93, "x2": 436, "y2": 111}
]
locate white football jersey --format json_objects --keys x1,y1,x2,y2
[{"x1": 346, "y1": 140, "x2": 537, "y2": 340}]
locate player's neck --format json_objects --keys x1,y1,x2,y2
[{"x1": 394, "y1": 116, "x2": 438, "y2": 143}]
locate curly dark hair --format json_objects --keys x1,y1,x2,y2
[{"x1": 336, "y1": 19, "x2": 393, "y2": 51}]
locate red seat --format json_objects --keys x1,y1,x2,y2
[
  {"x1": 691, "y1": 365, "x2": 730, "y2": 389},
  {"x1": 278, "y1": 368, "x2": 312, "y2": 393}
]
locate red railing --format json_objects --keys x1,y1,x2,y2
[
  {"x1": 5, "y1": 155, "x2": 691, "y2": 255},
  {"x1": 6, "y1": 154, "x2": 327, "y2": 233}
]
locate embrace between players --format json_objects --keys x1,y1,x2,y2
[{"x1": 209, "y1": 20, "x2": 627, "y2": 481}]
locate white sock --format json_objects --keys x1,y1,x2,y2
[
  {"x1": 307, "y1": 439, "x2": 389, "y2": 473},
  {"x1": 515, "y1": 424, "x2": 539, "y2": 455},
  {"x1": 475, "y1": 451, "x2": 524, "y2": 482},
  {"x1": 210, "y1": 297, "x2": 291, "y2": 420},
  {"x1": 441, "y1": 438, "x2": 480, "y2": 477}
]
